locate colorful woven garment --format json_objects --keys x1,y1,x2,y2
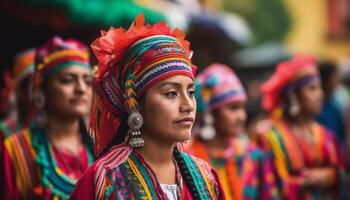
[
  {"x1": 70, "y1": 144, "x2": 223, "y2": 200},
  {"x1": 258, "y1": 119, "x2": 344, "y2": 199},
  {"x1": 186, "y1": 137, "x2": 279, "y2": 200},
  {"x1": 2, "y1": 123, "x2": 94, "y2": 199}
]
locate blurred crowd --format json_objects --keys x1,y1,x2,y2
[{"x1": 0, "y1": 0, "x2": 350, "y2": 200}]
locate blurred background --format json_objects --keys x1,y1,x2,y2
[{"x1": 0, "y1": 0, "x2": 350, "y2": 119}]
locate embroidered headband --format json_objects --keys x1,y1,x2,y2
[
  {"x1": 195, "y1": 63, "x2": 246, "y2": 113},
  {"x1": 33, "y1": 36, "x2": 90, "y2": 89}
]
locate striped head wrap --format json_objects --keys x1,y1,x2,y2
[
  {"x1": 32, "y1": 36, "x2": 90, "y2": 89},
  {"x1": 13, "y1": 48, "x2": 35, "y2": 88},
  {"x1": 90, "y1": 14, "x2": 196, "y2": 156},
  {"x1": 195, "y1": 63, "x2": 246, "y2": 113},
  {"x1": 261, "y1": 55, "x2": 319, "y2": 112}
]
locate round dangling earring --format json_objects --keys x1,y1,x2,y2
[
  {"x1": 127, "y1": 112, "x2": 144, "y2": 148},
  {"x1": 289, "y1": 94, "x2": 300, "y2": 117},
  {"x1": 200, "y1": 112, "x2": 215, "y2": 141},
  {"x1": 33, "y1": 89, "x2": 47, "y2": 128}
]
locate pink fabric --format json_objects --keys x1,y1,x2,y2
[{"x1": 52, "y1": 145, "x2": 89, "y2": 179}]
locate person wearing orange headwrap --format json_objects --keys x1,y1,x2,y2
[
  {"x1": 70, "y1": 15, "x2": 225, "y2": 200},
  {"x1": 0, "y1": 49, "x2": 36, "y2": 143},
  {"x1": 258, "y1": 56, "x2": 345, "y2": 199}
]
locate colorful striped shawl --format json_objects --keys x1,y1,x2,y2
[
  {"x1": 4, "y1": 124, "x2": 94, "y2": 199},
  {"x1": 260, "y1": 119, "x2": 339, "y2": 199},
  {"x1": 93, "y1": 144, "x2": 220, "y2": 200},
  {"x1": 186, "y1": 138, "x2": 278, "y2": 200}
]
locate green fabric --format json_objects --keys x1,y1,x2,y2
[
  {"x1": 43, "y1": 61, "x2": 90, "y2": 79},
  {"x1": 21, "y1": 0, "x2": 166, "y2": 27},
  {"x1": 223, "y1": 0, "x2": 291, "y2": 44}
]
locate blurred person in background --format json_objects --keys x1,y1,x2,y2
[
  {"x1": 70, "y1": 15, "x2": 225, "y2": 200},
  {"x1": 185, "y1": 63, "x2": 278, "y2": 200},
  {"x1": 1, "y1": 36, "x2": 94, "y2": 200},
  {"x1": 259, "y1": 56, "x2": 345, "y2": 199},
  {"x1": 0, "y1": 49, "x2": 36, "y2": 143},
  {"x1": 316, "y1": 62, "x2": 346, "y2": 156}
]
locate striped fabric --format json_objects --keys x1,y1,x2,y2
[
  {"x1": 186, "y1": 138, "x2": 279, "y2": 200},
  {"x1": 33, "y1": 36, "x2": 90, "y2": 88},
  {"x1": 93, "y1": 145, "x2": 220, "y2": 200},
  {"x1": 259, "y1": 119, "x2": 342, "y2": 199},
  {"x1": 3, "y1": 123, "x2": 94, "y2": 199},
  {"x1": 195, "y1": 63, "x2": 246, "y2": 113}
]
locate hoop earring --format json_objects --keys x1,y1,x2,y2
[
  {"x1": 33, "y1": 89, "x2": 47, "y2": 127},
  {"x1": 127, "y1": 112, "x2": 144, "y2": 148},
  {"x1": 289, "y1": 94, "x2": 300, "y2": 117},
  {"x1": 199, "y1": 112, "x2": 215, "y2": 141}
]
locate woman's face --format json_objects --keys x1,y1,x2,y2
[
  {"x1": 44, "y1": 66, "x2": 92, "y2": 119},
  {"x1": 140, "y1": 75, "x2": 196, "y2": 144},
  {"x1": 212, "y1": 101, "x2": 247, "y2": 138},
  {"x1": 297, "y1": 79, "x2": 324, "y2": 116}
]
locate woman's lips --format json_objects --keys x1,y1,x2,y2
[
  {"x1": 69, "y1": 98, "x2": 87, "y2": 105},
  {"x1": 175, "y1": 117, "x2": 194, "y2": 126}
]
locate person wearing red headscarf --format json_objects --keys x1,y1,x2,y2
[
  {"x1": 258, "y1": 56, "x2": 345, "y2": 199},
  {"x1": 69, "y1": 14, "x2": 225, "y2": 200}
]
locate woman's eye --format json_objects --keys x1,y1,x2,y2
[
  {"x1": 84, "y1": 76, "x2": 93, "y2": 86},
  {"x1": 188, "y1": 90, "x2": 195, "y2": 97},
  {"x1": 164, "y1": 91, "x2": 177, "y2": 98},
  {"x1": 60, "y1": 77, "x2": 74, "y2": 84}
]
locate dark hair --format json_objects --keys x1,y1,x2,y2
[
  {"x1": 318, "y1": 61, "x2": 338, "y2": 97},
  {"x1": 98, "y1": 116, "x2": 128, "y2": 158},
  {"x1": 79, "y1": 119, "x2": 95, "y2": 156}
]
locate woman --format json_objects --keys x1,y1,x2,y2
[
  {"x1": 259, "y1": 56, "x2": 344, "y2": 199},
  {"x1": 185, "y1": 63, "x2": 278, "y2": 200},
  {"x1": 0, "y1": 49, "x2": 36, "y2": 142},
  {"x1": 70, "y1": 15, "x2": 225, "y2": 200},
  {"x1": 1, "y1": 36, "x2": 94, "y2": 200}
]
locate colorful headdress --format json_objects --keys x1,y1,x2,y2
[
  {"x1": 33, "y1": 36, "x2": 90, "y2": 90},
  {"x1": 13, "y1": 48, "x2": 35, "y2": 88},
  {"x1": 261, "y1": 55, "x2": 319, "y2": 112},
  {"x1": 90, "y1": 14, "x2": 196, "y2": 155},
  {"x1": 195, "y1": 63, "x2": 246, "y2": 113}
]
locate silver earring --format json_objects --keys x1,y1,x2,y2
[
  {"x1": 128, "y1": 112, "x2": 144, "y2": 148},
  {"x1": 289, "y1": 94, "x2": 300, "y2": 117},
  {"x1": 33, "y1": 90, "x2": 47, "y2": 127},
  {"x1": 200, "y1": 112, "x2": 215, "y2": 141}
]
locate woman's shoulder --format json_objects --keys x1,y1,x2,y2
[
  {"x1": 177, "y1": 151, "x2": 225, "y2": 199},
  {"x1": 70, "y1": 144, "x2": 133, "y2": 200},
  {"x1": 4, "y1": 126, "x2": 33, "y2": 153},
  {"x1": 178, "y1": 151, "x2": 218, "y2": 184},
  {"x1": 92, "y1": 144, "x2": 133, "y2": 179}
]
